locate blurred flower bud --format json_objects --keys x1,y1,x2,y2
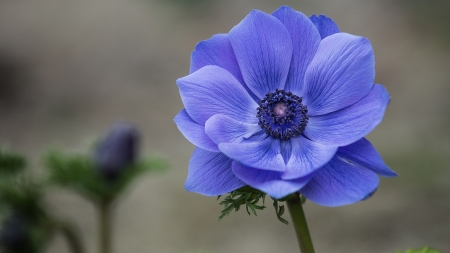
[
  {"x1": 0, "y1": 212, "x2": 30, "y2": 252},
  {"x1": 95, "y1": 123, "x2": 139, "y2": 181}
]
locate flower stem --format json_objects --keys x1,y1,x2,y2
[
  {"x1": 286, "y1": 193, "x2": 315, "y2": 253},
  {"x1": 51, "y1": 219, "x2": 85, "y2": 253},
  {"x1": 98, "y1": 201, "x2": 112, "y2": 253}
]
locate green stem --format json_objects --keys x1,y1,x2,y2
[
  {"x1": 98, "y1": 201, "x2": 112, "y2": 253},
  {"x1": 286, "y1": 193, "x2": 315, "y2": 253},
  {"x1": 52, "y1": 219, "x2": 85, "y2": 253}
]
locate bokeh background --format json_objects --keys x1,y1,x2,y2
[{"x1": 1, "y1": 1, "x2": 449, "y2": 252}]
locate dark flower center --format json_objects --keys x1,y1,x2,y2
[{"x1": 256, "y1": 89, "x2": 308, "y2": 140}]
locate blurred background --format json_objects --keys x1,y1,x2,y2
[{"x1": 1, "y1": 0, "x2": 449, "y2": 252}]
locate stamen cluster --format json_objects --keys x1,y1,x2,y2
[{"x1": 257, "y1": 89, "x2": 308, "y2": 140}]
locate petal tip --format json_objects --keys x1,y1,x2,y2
[
  {"x1": 184, "y1": 181, "x2": 196, "y2": 193},
  {"x1": 309, "y1": 14, "x2": 340, "y2": 39},
  {"x1": 273, "y1": 5, "x2": 293, "y2": 13},
  {"x1": 361, "y1": 187, "x2": 378, "y2": 201},
  {"x1": 384, "y1": 170, "x2": 398, "y2": 178}
]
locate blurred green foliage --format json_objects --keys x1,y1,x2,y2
[
  {"x1": 394, "y1": 247, "x2": 443, "y2": 253},
  {"x1": 0, "y1": 145, "x2": 166, "y2": 253},
  {"x1": 0, "y1": 151, "x2": 52, "y2": 253},
  {"x1": 0, "y1": 150, "x2": 44, "y2": 218},
  {"x1": 45, "y1": 151, "x2": 166, "y2": 203},
  {"x1": 0, "y1": 178, "x2": 44, "y2": 219},
  {"x1": 0, "y1": 149, "x2": 26, "y2": 176}
]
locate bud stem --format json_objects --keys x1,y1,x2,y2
[
  {"x1": 286, "y1": 193, "x2": 315, "y2": 253},
  {"x1": 98, "y1": 201, "x2": 112, "y2": 253}
]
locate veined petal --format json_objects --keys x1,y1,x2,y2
[
  {"x1": 282, "y1": 136, "x2": 338, "y2": 180},
  {"x1": 185, "y1": 148, "x2": 245, "y2": 196},
  {"x1": 309, "y1": 14, "x2": 340, "y2": 39},
  {"x1": 338, "y1": 138, "x2": 397, "y2": 177},
  {"x1": 174, "y1": 109, "x2": 219, "y2": 152},
  {"x1": 177, "y1": 65, "x2": 258, "y2": 125},
  {"x1": 232, "y1": 162, "x2": 312, "y2": 199},
  {"x1": 272, "y1": 6, "x2": 321, "y2": 96},
  {"x1": 219, "y1": 137, "x2": 286, "y2": 172},
  {"x1": 303, "y1": 33, "x2": 375, "y2": 116},
  {"x1": 229, "y1": 10, "x2": 293, "y2": 98},
  {"x1": 190, "y1": 34, "x2": 260, "y2": 100},
  {"x1": 304, "y1": 84, "x2": 390, "y2": 146},
  {"x1": 299, "y1": 156, "x2": 379, "y2": 207},
  {"x1": 205, "y1": 114, "x2": 262, "y2": 145},
  {"x1": 190, "y1": 34, "x2": 243, "y2": 84}
]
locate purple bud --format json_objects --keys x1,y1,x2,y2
[
  {"x1": 95, "y1": 123, "x2": 139, "y2": 181},
  {"x1": 0, "y1": 213, "x2": 29, "y2": 251}
]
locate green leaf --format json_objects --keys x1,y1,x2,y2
[
  {"x1": 217, "y1": 186, "x2": 290, "y2": 225},
  {"x1": 218, "y1": 186, "x2": 266, "y2": 221},
  {"x1": 272, "y1": 198, "x2": 289, "y2": 225},
  {"x1": 394, "y1": 247, "x2": 443, "y2": 253}
]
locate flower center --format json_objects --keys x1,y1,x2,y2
[
  {"x1": 256, "y1": 89, "x2": 308, "y2": 140},
  {"x1": 273, "y1": 102, "x2": 287, "y2": 118}
]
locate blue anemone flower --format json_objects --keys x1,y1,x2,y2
[{"x1": 174, "y1": 6, "x2": 397, "y2": 206}]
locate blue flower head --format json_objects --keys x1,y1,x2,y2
[{"x1": 175, "y1": 6, "x2": 397, "y2": 206}]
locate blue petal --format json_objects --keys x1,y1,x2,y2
[
  {"x1": 303, "y1": 33, "x2": 375, "y2": 116},
  {"x1": 177, "y1": 65, "x2": 258, "y2": 125},
  {"x1": 229, "y1": 10, "x2": 293, "y2": 98},
  {"x1": 309, "y1": 14, "x2": 340, "y2": 39},
  {"x1": 338, "y1": 138, "x2": 397, "y2": 177},
  {"x1": 282, "y1": 136, "x2": 338, "y2": 180},
  {"x1": 189, "y1": 34, "x2": 258, "y2": 100},
  {"x1": 304, "y1": 84, "x2": 390, "y2": 146},
  {"x1": 272, "y1": 6, "x2": 321, "y2": 96},
  {"x1": 185, "y1": 148, "x2": 245, "y2": 196},
  {"x1": 219, "y1": 137, "x2": 286, "y2": 172},
  {"x1": 190, "y1": 34, "x2": 243, "y2": 83},
  {"x1": 205, "y1": 114, "x2": 262, "y2": 145},
  {"x1": 232, "y1": 162, "x2": 312, "y2": 199},
  {"x1": 299, "y1": 155, "x2": 379, "y2": 207},
  {"x1": 174, "y1": 109, "x2": 219, "y2": 152}
]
